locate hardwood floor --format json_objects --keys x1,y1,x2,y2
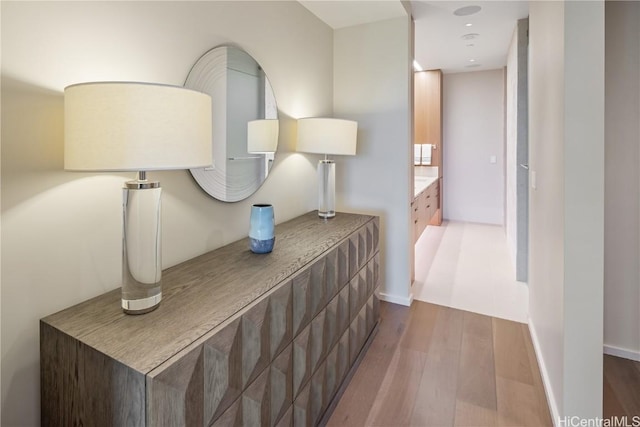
[
  {"x1": 603, "y1": 354, "x2": 640, "y2": 419},
  {"x1": 327, "y1": 301, "x2": 553, "y2": 427}
]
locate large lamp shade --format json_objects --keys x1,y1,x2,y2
[
  {"x1": 64, "y1": 82, "x2": 212, "y2": 171},
  {"x1": 296, "y1": 118, "x2": 357, "y2": 156}
]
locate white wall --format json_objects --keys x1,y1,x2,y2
[
  {"x1": 333, "y1": 16, "x2": 413, "y2": 305},
  {"x1": 443, "y1": 69, "x2": 505, "y2": 225},
  {"x1": 1, "y1": 2, "x2": 332, "y2": 424},
  {"x1": 604, "y1": 0, "x2": 640, "y2": 361},
  {"x1": 528, "y1": 0, "x2": 604, "y2": 421}
]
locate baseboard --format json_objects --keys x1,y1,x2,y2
[
  {"x1": 528, "y1": 318, "x2": 560, "y2": 427},
  {"x1": 604, "y1": 344, "x2": 640, "y2": 362},
  {"x1": 378, "y1": 291, "x2": 412, "y2": 307}
]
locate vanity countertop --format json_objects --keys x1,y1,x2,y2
[{"x1": 414, "y1": 176, "x2": 438, "y2": 198}]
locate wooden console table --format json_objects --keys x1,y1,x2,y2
[{"x1": 41, "y1": 211, "x2": 381, "y2": 426}]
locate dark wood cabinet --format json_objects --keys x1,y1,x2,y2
[{"x1": 41, "y1": 211, "x2": 380, "y2": 426}]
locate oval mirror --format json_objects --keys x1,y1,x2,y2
[{"x1": 185, "y1": 46, "x2": 278, "y2": 202}]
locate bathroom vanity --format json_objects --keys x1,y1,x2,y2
[
  {"x1": 40, "y1": 211, "x2": 380, "y2": 426},
  {"x1": 412, "y1": 175, "x2": 440, "y2": 243}
]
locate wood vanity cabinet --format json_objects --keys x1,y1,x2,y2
[
  {"x1": 414, "y1": 69, "x2": 442, "y2": 156},
  {"x1": 41, "y1": 211, "x2": 381, "y2": 427},
  {"x1": 413, "y1": 181, "x2": 440, "y2": 243}
]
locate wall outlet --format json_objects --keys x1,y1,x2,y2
[{"x1": 490, "y1": 155, "x2": 497, "y2": 164}]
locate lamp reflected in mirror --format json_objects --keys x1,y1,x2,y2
[
  {"x1": 186, "y1": 46, "x2": 279, "y2": 202},
  {"x1": 248, "y1": 119, "x2": 279, "y2": 179}
]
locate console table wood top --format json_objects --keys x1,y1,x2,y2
[{"x1": 41, "y1": 211, "x2": 375, "y2": 375}]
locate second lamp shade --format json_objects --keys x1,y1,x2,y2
[{"x1": 296, "y1": 118, "x2": 357, "y2": 156}]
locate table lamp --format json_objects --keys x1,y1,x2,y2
[
  {"x1": 296, "y1": 118, "x2": 357, "y2": 218},
  {"x1": 64, "y1": 82, "x2": 212, "y2": 314}
]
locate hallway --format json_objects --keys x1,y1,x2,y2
[
  {"x1": 326, "y1": 301, "x2": 552, "y2": 426},
  {"x1": 413, "y1": 221, "x2": 528, "y2": 323}
]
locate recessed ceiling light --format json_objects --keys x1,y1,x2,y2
[
  {"x1": 469, "y1": 59, "x2": 476, "y2": 62},
  {"x1": 465, "y1": 23, "x2": 473, "y2": 27},
  {"x1": 461, "y1": 33, "x2": 480, "y2": 40},
  {"x1": 454, "y1": 5, "x2": 482, "y2": 16}
]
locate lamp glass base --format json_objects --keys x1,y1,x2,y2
[
  {"x1": 122, "y1": 179, "x2": 162, "y2": 315},
  {"x1": 122, "y1": 293, "x2": 162, "y2": 314},
  {"x1": 318, "y1": 159, "x2": 335, "y2": 219}
]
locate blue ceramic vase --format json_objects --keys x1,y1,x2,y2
[{"x1": 249, "y1": 204, "x2": 275, "y2": 254}]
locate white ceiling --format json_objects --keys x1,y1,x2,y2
[
  {"x1": 298, "y1": 1, "x2": 408, "y2": 30},
  {"x1": 412, "y1": 1, "x2": 529, "y2": 73},
  {"x1": 298, "y1": 0, "x2": 529, "y2": 74}
]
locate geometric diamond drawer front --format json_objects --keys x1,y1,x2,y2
[
  {"x1": 242, "y1": 367, "x2": 270, "y2": 426},
  {"x1": 324, "y1": 296, "x2": 339, "y2": 356},
  {"x1": 349, "y1": 313, "x2": 358, "y2": 366},
  {"x1": 335, "y1": 239, "x2": 350, "y2": 291},
  {"x1": 293, "y1": 291, "x2": 344, "y2": 404},
  {"x1": 292, "y1": 256, "x2": 328, "y2": 340},
  {"x1": 270, "y1": 281, "x2": 293, "y2": 361},
  {"x1": 242, "y1": 297, "x2": 271, "y2": 389},
  {"x1": 337, "y1": 285, "x2": 350, "y2": 340},
  {"x1": 211, "y1": 345, "x2": 293, "y2": 427},
  {"x1": 324, "y1": 246, "x2": 339, "y2": 303},
  {"x1": 348, "y1": 234, "x2": 359, "y2": 280},
  {"x1": 293, "y1": 380, "x2": 312, "y2": 427},
  {"x1": 309, "y1": 310, "x2": 327, "y2": 374},
  {"x1": 293, "y1": 362, "x2": 327, "y2": 427},
  {"x1": 325, "y1": 285, "x2": 349, "y2": 353},
  {"x1": 357, "y1": 228, "x2": 366, "y2": 273},
  {"x1": 348, "y1": 269, "x2": 367, "y2": 324},
  {"x1": 372, "y1": 217, "x2": 379, "y2": 256},
  {"x1": 292, "y1": 323, "x2": 312, "y2": 398},
  {"x1": 373, "y1": 291, "x2": 380, "y2": 329},
  {"x1": 365, "y1": 221, "x2": 374, "y2": 262},
  {"x1": 365, "y1": 259, "x2": 375, "y2": 300},
  {"x1": 373, "y1": 253, "x2": 380, "y2": 290},
  {"x1": 275, "y1": 406, "x2": 293, "y2": 427},
  {"x1": 147, "y1": 344, "x2": 205, "y2": 426},
  {"x1": 357, "y1": 268, "x2": 368, "y2": 315},
  {"x1": 211, "y1": 396, "x2": 242, "y2": 427},
  {"x1": 309, "y1": 258, "x2": 327, "y2": 319},
  {"x1": 204, "y1": 317, "x2": 243, "y2": 425},
  {"x1": 270, "y1": 345, "x2": 293, "y2": 426},
  {"x1": 309, "y1": 361, "x2": 326, "y2": 425},
  {"x1": 292, "y1": 268, "x2": 312, "y2": 338},
  {"x1": 366, "y1": 294, "x2": 375, "y2": 337},
  {"x1": 348, "y1": 276, "x2": 358, "y2": 323},
  {"x1": 324, "y1": 348, "x2": 339, "y2": 407},
  {"x1": 336, "y1": 329, "x2": 350, "y2": 387},
  {"x1": 349, "y1": 302, "x2": 368, "y2": 365}
]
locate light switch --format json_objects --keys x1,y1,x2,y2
[
  {"x1": 531, "y1": 170, "x2": 537, "y2": 190},
  {"x1": 490, "y1": 155, "x2": 497, "y2": 164}
]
